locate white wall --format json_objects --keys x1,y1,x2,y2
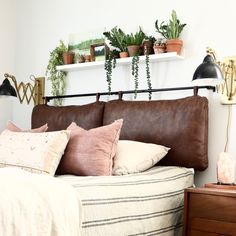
[
  {"x1": 0, "y1": 0, "x2": 16, "y2": 131},
  {"x1": 11, "y1": 0, "x2": 236, "y2": 186}
]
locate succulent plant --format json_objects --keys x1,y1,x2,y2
[{"x1": 125, "y1": 27, "x2": 146, "y2": 46}]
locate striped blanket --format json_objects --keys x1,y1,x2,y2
[{"x1": 58, "y1": 166, "x2": 194, "y2": 236}]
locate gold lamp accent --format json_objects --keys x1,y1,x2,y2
[
  {"x1": 217, "y1": 56, "x2": 236, "y2": 104},
  {"x1": 3, "y1": 73, "x2": 45, "y2": 105},
  {"x1": 206, "y1": 48, "x2": 236, "y2": 105}
]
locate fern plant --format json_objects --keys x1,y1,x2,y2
[
  {"x1": 46, "y1": 40, "x2": 67, "y2": 106},
  {"x1": 155, "y1": 10, "x2": 186, "y2": 39}
]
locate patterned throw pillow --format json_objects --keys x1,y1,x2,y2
[{"x1": 0, "y1": 130, "x2": 70, "y2": 175}]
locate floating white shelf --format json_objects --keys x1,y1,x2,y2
[{"x1": 56, "y1": 52, "x2": 184, "y2": 72}]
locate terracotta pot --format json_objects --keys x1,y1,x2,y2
[
  {"x1": 85, "y1": 55, "x2": 91, "y2": 62},
  {"x1": 127, "y1": 45, "x2": 140, "y2": 57},
  {"x1": 153, "y1": 45, "x2": 166, "y2": 54},
  {"x1": 119, "y1": 52, "x2": 129, "y2": 58},
  {"x1": 63, "y1": 52, "x2": 75, "y2": 64},
  {"x1": 166, "y1": 39, "x2": 183, "y2": 55}
]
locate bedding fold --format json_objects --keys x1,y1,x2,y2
[{"x1": 0, "y1": 167, "x2": 81, "y2": 236}]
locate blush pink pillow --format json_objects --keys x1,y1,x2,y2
[
  {"x1": 56, "y1": 119, "x2": 123, "y2": 176},
  {"x1": 6, "y1": 121, "x2": 48, "y2": 132}
]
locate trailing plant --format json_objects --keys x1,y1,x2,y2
[
  {"x1": 131, "y1": 55, "x2": 140, "y2": 98},
  {"x1": 46, "y1": 40, "x2": 68, "y2": 106},
  {"x1": 145, "y1": 54, "x2": 152, "y2": 100},
  {"x1": 126, "y1": 27, "x2": 146, "y2": 46},
  {"x1": 104, "y1": 50, "x2": 117, "y2": 94},
  {"x1": 155, "y1": 10, "x2": 186, "y2": 39},
  {"x1": 142, "y1": 36, "x2": 153, "y2": 100},
  {"x1": 103, "y1": 27, "x2": 128, "y2": 52}
]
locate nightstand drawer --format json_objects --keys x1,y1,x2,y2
[
  {"x1": 188, "y1": 192, "x2": 236, "y2": 222},
  {"x1": 183, "y1": 188, "x2": 236, "y2": 236},
  {"x1": 191, "y1": 218, "x2": 236, "y2": 234}
]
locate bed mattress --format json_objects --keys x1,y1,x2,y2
[{"x1": 58, "y1": 166, "x2": 194, "y2": 236}]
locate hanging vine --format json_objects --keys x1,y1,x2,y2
[
  {"x1": 145, "y1": 54, "x2": 152, "y2": 100},
  {"x1": 46, "y1": 40, "x2": 67, "y2": 106},
  {"x1": 132, "y1": 55, "x2": 140, "y2": 99},
  {"x1": 104, "y1": 51, "x2": 117, "y2": 94}
]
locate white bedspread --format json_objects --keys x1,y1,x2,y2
[
  {"x1": 0, "y1": 167, "x2": 81, "y2": 236},
  {"x1": 59, "y1": 166, "x2": 194, "y2": 236}
]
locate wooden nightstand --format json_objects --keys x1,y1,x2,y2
[{"x1": 183, "y1": 186, "x2": 236, "y2": 236}]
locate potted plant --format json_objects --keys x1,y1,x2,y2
[
  {"x1": 142, "y1": 36, "x2": 155, "y2": 55},
  {"x1": 125, "y1": 27, "x2": 146, "y2": 57},
  {"x1": 46, "y1": 40, "x2": 68, "y2": 106},
  {"x1": 63, "y1": 51, "x2": 75, "y2": 64},
  {"x1": 142, "y1": 36, "x2": 155, "y2": 100},
  {"x1": 103, "y1": 27, "x2": 128, "y2": 58},
  {"x1": 125, "y1": 28, "x2": 151, "y2": 98},
  {"x1": 153, "y1": 38, "x2": 166, "y2": 54},
  {"x1": 155, "y1": 10, "x2": 186, "y2": 55}
]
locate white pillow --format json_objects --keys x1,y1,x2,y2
[
  {"x1": 112, "y1": 140, "x2": 170, "y2": 175},
  {"x1": 0, "y1": 130, "x2": 70, "y2": 176}
]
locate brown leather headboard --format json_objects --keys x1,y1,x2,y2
[
  {"x1": 32, "y1": 95, "x2": 208, "y2": 170},
  {"x1": 32, "y1": 101, "x2": 105, "y2": 131}
]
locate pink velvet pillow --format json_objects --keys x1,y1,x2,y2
[
  {"x1": 56, "y1": 119, "x2": 123, "y2": 176},
  {"x1": 6, "y1": 121, "x2": 48, "y2": 132}
]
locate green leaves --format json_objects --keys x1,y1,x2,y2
[
  {"x1": 104, "y1": 51, "x2": 117, "y2": 94},
  {"x1": 155, "y1": 10, "x2": 186, "y2": 39},
  {"x1": 145, "y1": 54, "x2": 152, "y2": 100},
  {"x1": 46, "y1": 40, "x2": 67, "y2": 106},
  {"x1": 103, "y1": 27, "x2": 127, "y2": 52},
  {"x1": 126, "y1": 28, "x2": 146, "y2": 46},
  {"x1": 132, "y1": 55, "x2": 140, "y2": 99}
]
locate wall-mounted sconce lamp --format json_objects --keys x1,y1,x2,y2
[
  {"x1": 0, "y1": 73, "x2": 45, "y2": 105},
  {"x1": 193, "y1": 48, "x2": 236, "y2": 184},
  {"x1": 0, "y1": 77, "x2": 17, "y2": 97},
  {"x1": 192, "y1": 47, "x2": 236, "y2": 105}
]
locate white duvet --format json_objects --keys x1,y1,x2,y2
[{"x1": 0, "y1": 167, "x2": 81, "y2": 236}]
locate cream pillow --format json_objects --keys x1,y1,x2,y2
[
  {"x1": 0, "y1": 130, "x2": 70, "y2": 175},
  {"x1": 112, "y1": 140, "x2": 170, "y2": 175}
]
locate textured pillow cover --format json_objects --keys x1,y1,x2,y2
[
  {"x1": 112, "y1": 140, "x2": 170, "y2": 175},
  {"x1": 57, "y1": 119, "x2": 123, "y2": 176},
  {"x1": 6, "y1": 121, "x2": 48, "y2": 132},
  {"x1": 0, "y1": 130, "x2": 70, "y2": 175}
]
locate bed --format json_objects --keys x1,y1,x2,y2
[{"x1": 0, "y1": 94, "x2": 208, "y2": 236}]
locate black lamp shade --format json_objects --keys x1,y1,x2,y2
[
  {"x1": 0, "y1": 79, "x2": 17, "y2": 97},
  {"x1": 192, "y1": 54, "x2": 224, "y2": 86}
]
